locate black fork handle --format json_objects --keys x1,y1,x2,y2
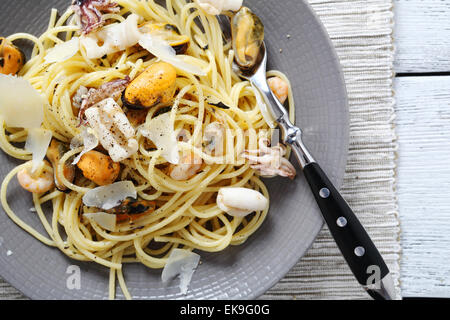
[{"x1": 302, "y1": 162, "x2": 390, "y2": 286}]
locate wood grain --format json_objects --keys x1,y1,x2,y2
[
  {"x1": 394, "y1": 0, "x2": 450, "y2": 73},
  {"x1": 395, "y1": 76, "x2": 450, "y2": 298}
]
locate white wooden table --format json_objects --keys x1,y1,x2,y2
[{"x1": 395, "y1": 0, "x2": 450, "y2": 298}]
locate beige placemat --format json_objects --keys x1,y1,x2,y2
[
  {"x1": 262, "y1": 0, "x2": 401, "y2": 300},
  {"x1": 0, "y1": 0, "x2": 400, "y2": 300}
]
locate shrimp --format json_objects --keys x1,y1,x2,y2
[
  {"x1": 267, "y1": 76, "x2": 289, "y2": 104},
  {"x1": 17, "y1": 161, "x2": 55, "y2": 194},
  {"x1": 168, "y1": 153, "x2": 203, "y2": 181}
]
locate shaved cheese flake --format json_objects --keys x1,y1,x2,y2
[
  {"x1": 138, "y1": 34, "x2": 207, "y2": 76},
  {"x1": 25, "y1": 128, "x2": 52, "y2": 173},
  {"x1": 83, "y1": 212, "x2": 117, "y2": 232},
  {"x1": 0, "y1": 75, "x2": 44, "y2": 128},
  {"x1": 252, "y1": 84, "x2": 276, "y2": 129},
  {"x1": 140, "y1": 112, "x2": 180, "y2": 164},
  {"x1": 82, "y1": 181, "x2": 137, "y2": 210},
  {"x1": 161, "y1": 249, "x2": 200, "y2": 295},
  {"x1": 70, "y1": 127, "x2": 99, "y2": 165},
  {"x1": 44, "y1": 37, "x2": 80, "y2": 64}
]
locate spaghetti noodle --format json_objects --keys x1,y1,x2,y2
[{"x1": 0, "y1": 0, "x2": 294, "y2": 299}]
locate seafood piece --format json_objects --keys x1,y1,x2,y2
[
  {"x1": 0, "y1": 38, "x2": 25, "y2": 75},
  {"x1": 202, "y1": 122, "x2": 225, "y2": 155},
  {"x1": 84, "y1": 198, "x2": 155, "y2": 229},
  {"x1": 176, "y1": 129, "x2": 190, "y2": 143},
  {"x1": 17, "y1": 161, "x2": 55, "y2": 194},
  {"x1": 139, "y1": 22, "x2": 190, "y2": 54},
  {"x1": 77, "y1": 77, "x2": 130, "y2": 125},
  {"x1": 72, "y1": 85, "x2": 89, "y2": 111},
  {"x1": 168, "y1": 153, "x2": 203, "y2": 181},
  {"x1": 232, "y1": 7, "x2": 264, "y2": 70},
  {"x1": 267, "y1": 76, "x2": 289, "y2": 104},
  {"x1": 216, "y1": 187, "x2": 268, "y2": 217},
  {"x1": 72, "y1": 0, "x2": 120, "y2": 35},
  {"x1": 46, "y1": 139, "x2": 76, "y2": 192},
  {"x1": 84, "y1": 98, "x2": 139, "y2": 162},
  {"x1": 241, "y1": 138, "x2": 296, "y2": 180},
  {"x1": 77, "y1": 150, "x2": 121, "y2": 186},
  {"x1": 122, "y1": 62, "x2": 177, "y2": 109},
  {"x1": 80, "y1": 13, "x2": 142, "y2": 59},
  {"x1": 105, "y1": 197, "x2": 156, "y2": 223},
  {"x1": 125, "y1": 108, "x2": 149, "y2": 128},
  {"x1": 195, "y1": 0, "x2": 243, "y2": 15}
]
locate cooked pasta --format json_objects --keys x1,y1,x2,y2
[{"x1": 0, "y1": 0, "x2": 294, "y2": 299}]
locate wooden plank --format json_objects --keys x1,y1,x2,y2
[
  {"x1": 394, "y1": 76, "x2": 450, "y2": 298},
  {"x1": 394, "y1": 0, "x2": 450, "y2": 73}
]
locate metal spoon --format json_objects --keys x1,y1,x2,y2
[{"x1": 233, "y1": 42, "x2": 396, "y2": 300}]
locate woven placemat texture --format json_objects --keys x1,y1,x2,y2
[
  {"x1": 262, "y1": 0, "x2": 401, "y2": 300},
  {"x1": 0, "y1": 0, "x2": 400, "y2": 300}
]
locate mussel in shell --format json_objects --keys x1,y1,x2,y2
[
  {"x1": 76, "y1": 150, "x2": 121, "y2": 186},
  {"x1": 231, "y1": 7, "x2": 264, "y2": 69},
  {"x1": 139, "y1": 22, "x2": 190, "y2": 54},
  {"x1": 122, "y1": 62, "x2": 177, "y2": 109},
  {"x1": 0, "y1": 37, "x2": 26, "y2": 75},
  {"x1": 106, "y1": 198, "x2": 156, "y2": 223}
]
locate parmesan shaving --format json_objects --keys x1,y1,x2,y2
[
  {"x1": 161, "y1": 249, "x2": 200, "y2": 295},
  {"x1": 138, "y1": 34, "x2": 207, "y2": 76},
  {"x1": 44, "y1": 37, "x2": 80, "y2": 63},
  {"x1": 139, "y1": 112, "x2": 180, "y2": 165},
  {"x1": 82, "y1": 181, "x2": 137, "y2": 210},
  {"x1": 25, "y1": 128, "x2": 52, "y2": 173},
  {"x1": 0, "y1": 75, "x2": 45, "y2": 129},
  {"x1": 70, "y1": 127, "x2": 99, "y2": 165},
  {"x1": 83, "y1": 212, "x2": 117, "y2": 232}
]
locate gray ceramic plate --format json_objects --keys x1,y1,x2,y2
[{"x1": 0, "y1": 0, "x2": 348, "y2": 300}]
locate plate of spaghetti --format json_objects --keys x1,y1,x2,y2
[{"x1": 0, "y1": 0, "x2": 348, "y2": 300}]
